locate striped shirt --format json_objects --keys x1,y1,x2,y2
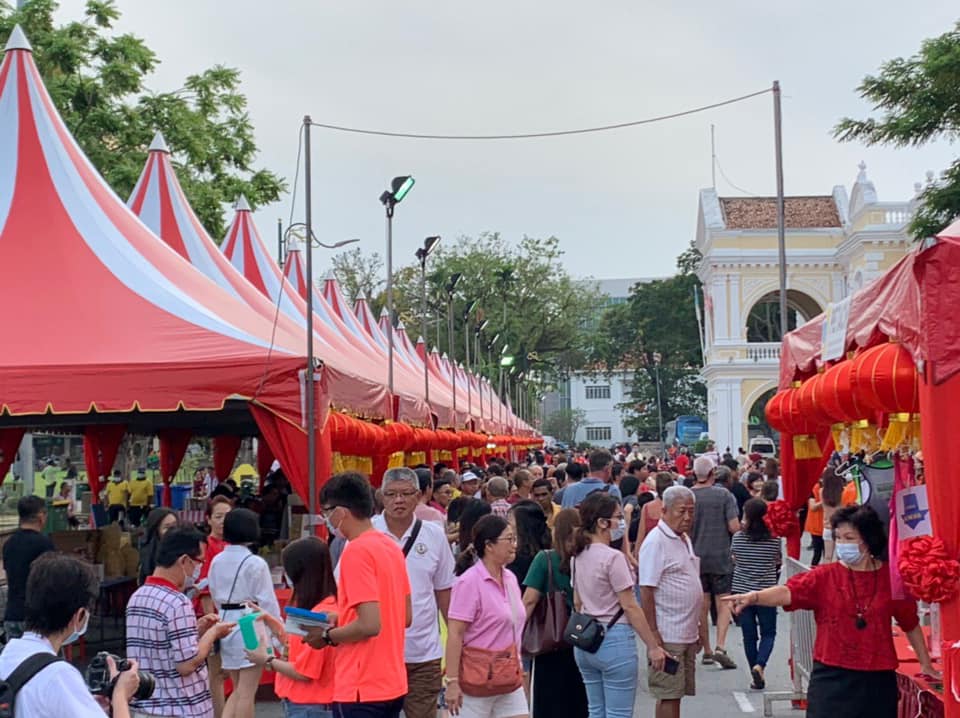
[
  {"x1": 730, "y1": 532, "x2": 782, "y2": 594},
  {"x1": 126, "y1": 577, "x2": 212, "y2": 717},
  {"x1": 637, "y1": 520, "x2": 703, "y2": 643}
]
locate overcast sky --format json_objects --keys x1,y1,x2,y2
[{"x1": 57, "y1": 1, "x2": 959, "y2": 280}]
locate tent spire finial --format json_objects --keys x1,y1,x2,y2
[
  {"x1": 149, "y1": 131, "x2": 170, "y2": 154},
  {"x1": 5, "y1": 25, "x2": 32, "y2": 52},
  {"x1": 234, "y1": 195, "x2": 252, "y2": 212}
]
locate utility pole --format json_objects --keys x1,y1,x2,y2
[{"x1": 773, "y1": 81, "x2": 788, "y2": 341}]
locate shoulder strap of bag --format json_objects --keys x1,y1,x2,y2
[
  {"x1": 2, "y1": 653, "x2": 62, "y2": 707},
  {"x1": 401, "y1": 519, "x2": 423, "y2": 558},
  {"x1": 545, "y1": 549, "x2": 556, "y2": 592},
  {"x1": 226, "y1": 552, "x2": 255, "y2": 605},
  {"x1": 606, "y1": 607, "x2": 625, "y2": 630}
]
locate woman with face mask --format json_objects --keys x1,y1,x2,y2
[
  {"x1": 570, "y1": 492, "x2": 666, "y2": 718},
  {"x1": 208, "y1": 508, "x2": 281, "y2": 718},
  {"x1": 725, "y1": 505, "x2": 939, "y2": 718}
]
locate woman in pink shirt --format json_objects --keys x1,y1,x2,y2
[
  {"x1": 445, "y1": 515, "x2": 527, "y2": 718},
  {"x1": 572, "y1": 492, "x2": 665, "y2": 718}
]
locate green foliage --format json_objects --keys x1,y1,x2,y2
[
  {"x1": 328, "y1": 232, "x2": 601, "y2": 386},
  {"x1": 541, "y1": 408, "x2": 587, "y2": 445},
  {"x1": 834, "y1": 21, "x2": 960, "y2": 239},
  {"x1": 330, "y1": 248, "x2": 385, "y2": 305},
  {"x1": 0, "y1": 0, "x2": 285, "y2": 240},
  {"x1": 589, "y1": 268, "x2": 705, "y2": 438}
]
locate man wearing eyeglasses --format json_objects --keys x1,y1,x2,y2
[{"x1": 371, "y1": 467, "x2": 455, "y2": 718}]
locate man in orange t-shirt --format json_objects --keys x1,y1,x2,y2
[{"x1": 306, "y1": 472, "x2": 412, "y2": 718}]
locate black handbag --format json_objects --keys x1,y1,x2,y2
[
  {"x1": 521, "y1": 550, "x2": 570, "y2": 656},
  {"x1": 563, "y1": 555, "x2": 624, "y2": 653}
]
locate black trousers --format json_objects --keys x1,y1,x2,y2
[
  {"x1": 810, "y1": 535, "x2": 824, "y2": 566},
  {"x1": 334, "y1": 697, "x2": 405, "y2": 718}
]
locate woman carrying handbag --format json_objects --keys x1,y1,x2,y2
[
  {"x1": 445, "y1": 515, "x2": 528, "y2": 718},
  {"x1": 571, "y1": 492, "x2": 666, "y2": 718},
  {"x1": 522, "y1": 509, "x2": 588, "y2": 718}
]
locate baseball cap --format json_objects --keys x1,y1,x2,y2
[{"x1": 461, "y1": 471, "x2": 480, "y2": 483}]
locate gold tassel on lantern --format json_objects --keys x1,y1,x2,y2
[
  {"x1": 831, "y1": 423, "x2": 846, "y2": 452},
  {"x1": 333, "y1": 452, "x2": 345, "y2": 474},
  {"x1": 850, "y1": 420, "x2": 877, "y2": 453},
  {"x1": 880, "y1": 413, "x2": 912, "y2": 451},
  {"x1": 387, "y1": 451, "x2": 406, "y2": 469},
  {"x1": 792, "y1": 434, "x2": 822, "y2": 460},
  {"x1": 910, "y1": 413, "x2": 922, "y2": 452},
  {"x1": 405, "y1": 451, "x2": 426, "y2": 467}
]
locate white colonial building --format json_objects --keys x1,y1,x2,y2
[{"x1": 696, "y1": 163, "x2": 920, "y2": 453}]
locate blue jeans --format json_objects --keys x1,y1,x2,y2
[
  {"x1": 739, "y1": 605, "x2": 777, "y2": 668},
  {"x1": 574, "y1": 623, "x2": 638, "y2": 718},
  {"x1": 284, "y1": 699, "x2": 333, "y2": 718}
]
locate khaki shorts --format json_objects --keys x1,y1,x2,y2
[{"x1": 648, "y1": 641, "x2": 697, "y2": 700}]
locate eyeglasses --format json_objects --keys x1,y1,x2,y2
[
  {"x1": 383, "y1": 490, "x2": 419, "y2": 501},
  {"x1": 496, "y1": 535, "x2": 518, "y2": 544}
]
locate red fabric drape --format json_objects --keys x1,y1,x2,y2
[
  {"x1": 82, "y1": 425, "x2": 126, "y2": 505},
  {"x1": 158, "y1": 429, "x2": 192, "y2": 507},
  {"x1": 0, "y1": 428, "x2": 25, "y2": 487},
  {"x1": 250, "y1": 404, "x2": 331, "y2": 511},
  {"x1": 213, "y1": 436, "x2": 242, "y2": 484},
  {"x1": 256, "y1": 439, "x2": 275, "y2": 494},
  {"x1": 371, "y1": 455, "x2": 390, "y2": 488},
  {"x1": 920, "y1": 369, "x2": 960, "y2": 718},
  {"x1": 779, "y1": 429, "x2": 833, "y2": 559}
]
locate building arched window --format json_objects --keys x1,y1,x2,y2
[{"x1": 745, "y1": 290, "x2": 822, "y2": 342}]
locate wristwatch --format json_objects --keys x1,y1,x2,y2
[
  {"x1": 265, "y1": 655, "x2": 275, "y2": 671},
  {"x1": 321, "y1": 626, "x2": 338, "y2": 647}
]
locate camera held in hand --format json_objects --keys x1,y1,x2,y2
[{"x1": 85, "y1": 651, "x2": 155, "y2": 701}]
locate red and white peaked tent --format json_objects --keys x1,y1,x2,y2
[{"x1": 0, "y1": 26, "x2": 322, "y2": 502}]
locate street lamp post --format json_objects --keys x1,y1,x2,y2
[
  {"x1": 474, "y1": 319, "x2": 489, "y2": 421},
  {"x1": 462, "y1": 299, "x2": 478, "y2": 423},
  {"x1": 379, "y1": 176, "x2": 415, "y2": 399},
  {"x1": 653, "y1": 352, "x2": 665, "y2": 458},
  {"x1": 416, "y1": 236, "x2": 441, "y2": 405},
  {"x1": 446, "y1": 273, "x2": 462, "y2": 423}
]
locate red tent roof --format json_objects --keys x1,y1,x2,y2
[{"x1": 0, "y1": 27, "x2": 304, "y2": 423}]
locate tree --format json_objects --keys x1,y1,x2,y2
[
  {"x1": 834, "y1": 21, "x2": 960, "y2": 239},
  {"x1": 0, "y1": 0, "x2": 285, "y2": 239},
  {"x1": 335, "y1": 232, "x2": 601, "y2": 388},
  {"x1": 589, "y1": 244, "x2": 706, "y2": 438},
  {"x1": 328, "y1": 248, "x2": 385, "y2": 305},
  {"x1": 542, "y1": 408, "x2": 586, "y2": 445}
]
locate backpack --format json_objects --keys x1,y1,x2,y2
[{"x1": 0, "y1": 653, "x2": 63, "y2": 717}]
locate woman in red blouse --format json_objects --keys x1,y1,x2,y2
[{"x1": 725, "y1": 505, "x2": 938, "y2": 718}]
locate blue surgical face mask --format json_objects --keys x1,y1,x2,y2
[
  {"x1": 610, "y1": 518, "x2": 626, "y2": 542},
  {"x1": 64, "y1": 610, "x2": 89, "y2": 645},
  {"x1": 836, "y1": 542, "x2": 865, "y2": 566}
]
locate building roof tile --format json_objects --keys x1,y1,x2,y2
[{"x1": 719, "y1": 196, "x2": 841, "y2": 229}]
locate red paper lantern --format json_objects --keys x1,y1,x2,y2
[
  {"x1": 327, "y1": 412, "x2": 349, "y2": 451},
  {"x1": 764, "y1": 390, "x2": 791, "y2": 433},
  {"x1": 850, "y1": 342, "x2": 919, "y2": 414},
  {"x1": 383, "y1": 422, "x2": 416, "y2": 454},
  {"x1": 819, "y1": 359, "x2": 870, "y2": 423},
  {"x1": 796, "y1": 372, "x2": 833, "y2": 427}
]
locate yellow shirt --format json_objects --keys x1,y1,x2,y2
[
  {"x1": 105, "y1": 480, "x2": 129, "y2": 507},
  {"x1": 128, "y1": 478, "x2": 154, "y2": 507}
]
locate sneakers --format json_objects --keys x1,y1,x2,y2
[
  {"x1": 701, "y1": 652, "x2": 715, "y2": 665},
  {"x1": 713, "y1": 648, "x2": 737, "y2": 670},
  {"x1": 751, "y1": 665, "x2": 765, "y2": 690}
]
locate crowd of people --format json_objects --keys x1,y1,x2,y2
[{"x1": 0, "y1": 442, "x2": 942, "y2": 718}]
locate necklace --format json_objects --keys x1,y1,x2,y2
[{"x1": 846, "y1": 560, "x2": 878, "y2": 630}]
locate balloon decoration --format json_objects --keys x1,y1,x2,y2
[{"x1": 850, "y1": 342, "x2": 921, "y2": 451}]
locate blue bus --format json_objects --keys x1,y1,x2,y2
[{"x1": 664, "y1": 416, "x2": 708, "y2": 447}]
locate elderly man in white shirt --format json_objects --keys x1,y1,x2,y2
[
  {"x1": 373, "y1": 467, "x2": 455, "y2": 718},
  {"x1": 639, "y1": 485, "x2": 703, "y2": 718}
]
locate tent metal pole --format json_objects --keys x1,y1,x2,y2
[{"x1": 303, "y1": 116, "x2": 316, "y2": 518}]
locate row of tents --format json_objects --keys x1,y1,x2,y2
[{"x1": 0, "y1": 26, "x2": 538, "y2": 506}]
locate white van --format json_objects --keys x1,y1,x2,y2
[{"x1": 749, "y1": 436, "x2": 777, "y2": 459}]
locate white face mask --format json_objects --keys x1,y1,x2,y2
[
  {"x1": 64, "y1": 610, "x2": 89, "y2": 645},
  {"x1": 836, "y1": 542, "x2": 866, "y2": 566}
]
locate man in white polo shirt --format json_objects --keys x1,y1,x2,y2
[
  {"x1": 639, "y1": 485, "x2": 703, "y2": 718},
  {"x1": 373, "y1": 467, "x2": 455, "y2": 718}
]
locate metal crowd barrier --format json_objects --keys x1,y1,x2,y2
[{"x1": 763, "y1": 556, "x2": 815, "y2": 717}]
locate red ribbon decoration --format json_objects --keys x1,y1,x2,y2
[{"x1": 898, "y1": 535, "x2": 960, "y2": 604}]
